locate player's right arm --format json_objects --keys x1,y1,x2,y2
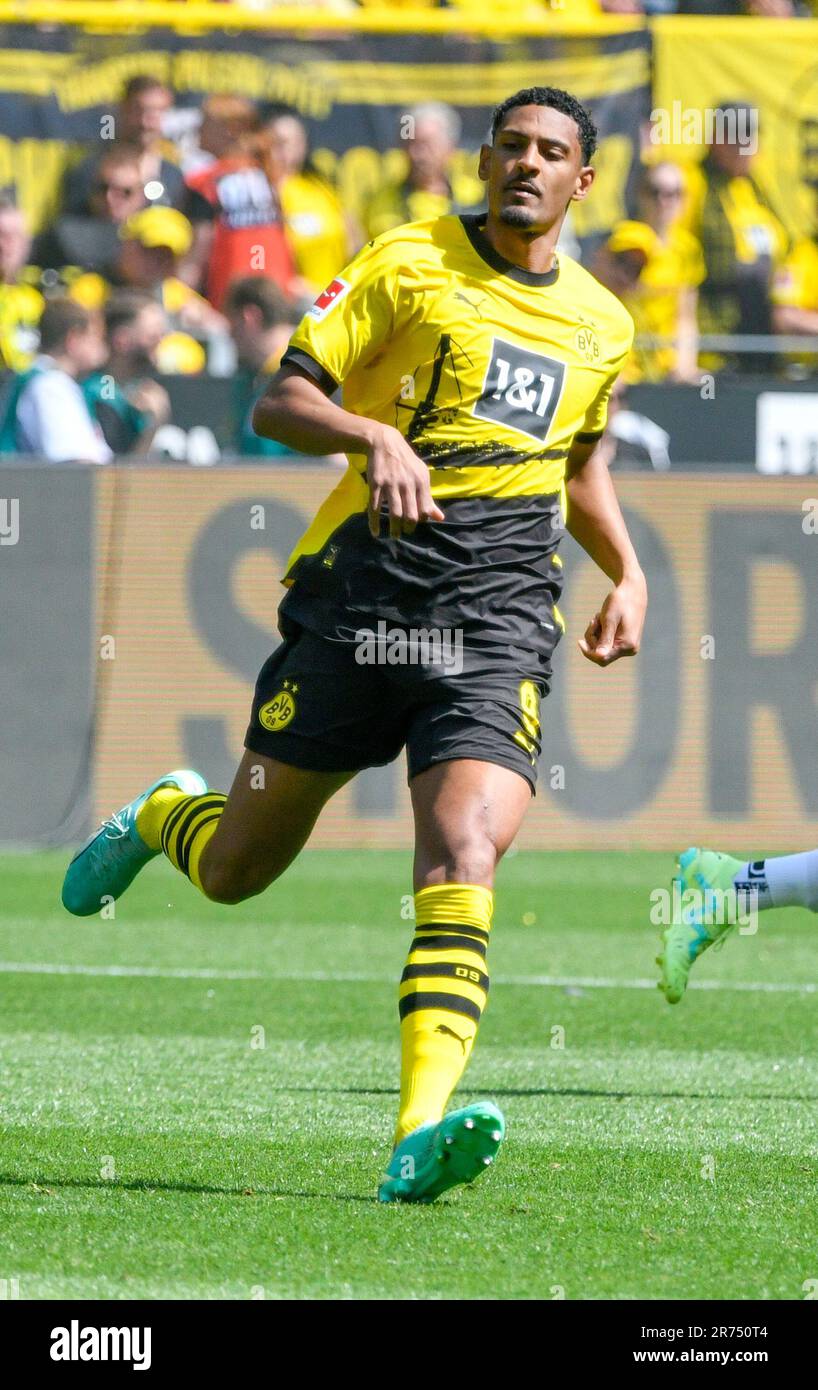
[
  {"x1": 253, "y1": 366, "x2": 443, "y2": 539},
  {"x1": 252, "y1": 237, "x2": 444, "y2": 540}
]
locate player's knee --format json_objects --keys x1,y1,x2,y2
[{"x1": 439, "y1": 831, "x2": 498, "y2": 887}]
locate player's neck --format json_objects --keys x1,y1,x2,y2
[{"x1": 481, "y1": 213, "x2": 560, "y2": 275}]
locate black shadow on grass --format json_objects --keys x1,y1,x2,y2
[
  {"x1": 269, "y1": 1084, "x2": 818, "y2": 1102},
  {"x1": 0, "y1": 1173, "x2": 378, "y2": 1203}
]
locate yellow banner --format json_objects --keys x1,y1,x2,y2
[{"x1": 652, "y1": 15, "x2": 818, "y2": 240}]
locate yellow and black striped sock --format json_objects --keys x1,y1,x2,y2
[
  {"x1": 140, "y1": 790, "x2": 227, "y2": 893},
  {"x1": 395, "y1": 882, "x2": 493, "y2": 1145}
]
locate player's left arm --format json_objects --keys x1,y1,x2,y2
[{"x1": 564, "y1": 436, "x2": 647, "y2": 667}]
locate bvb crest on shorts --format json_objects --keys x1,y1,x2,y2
[{"x1": 259, "y1": 684, "x2": 297, "y2": 731}]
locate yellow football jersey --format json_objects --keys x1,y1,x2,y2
[
  {"x1": 279, "y1": 172, "x2": 351, "y2": 294},
  {"x1": 0, "y1": 279, "x2": 44, "y2": 372},
  {"x1": 276, "y1": 213, "x2": 632, "y2": 667},
  {"x1": 285, "y1": 214, "x2": 631, "y2": 487}
]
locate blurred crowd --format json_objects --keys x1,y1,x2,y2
[{"x1": 0, "y1": 75, "x2": 815, "y2": 460}]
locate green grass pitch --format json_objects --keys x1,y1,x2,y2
[{"x1": 1, "y1": 848, "x2": 816, "y2": 1300}]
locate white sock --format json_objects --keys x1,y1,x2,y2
[{"x1": 734, "y1": 851, "x2": 818, "y2": 912}]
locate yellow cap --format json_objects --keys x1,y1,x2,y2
[
  {"x1": 120, "y1": 207, "x2": 193, "y2": 257},
  {"x1": 605, "y1": 220, "x2": 658, "y2": 261},
  {"x1": 155, "y1": 331, "x2": 206, "y2": 376}
]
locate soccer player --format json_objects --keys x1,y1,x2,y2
[
  {"x1": 658, "y1": 846, "x2": 818, "y2": 1004},
  {"x1": 62, "y1": 87, "x2": 647, "y2": 1203}
]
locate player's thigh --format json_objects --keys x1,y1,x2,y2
[
  {"x1": 407, "y1": 685, "x2": 542, "y2": 889},
  {"x1": 410, "y1": 758, "x2": 532, "y2": 891},
  {"x1": 205, "y1": 749, "x2": 353, "y2": 887}
]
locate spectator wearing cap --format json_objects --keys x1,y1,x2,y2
[
  {"x1": 594, "y1": 163, "x2": 704, "y2": 382},
  {"x1": 0, "y1": 198, "x2": 44, "y2": 372},
  {"x1": 34, "y1": 144, "x2": 147, "y2": 279},
  {"x1": 68, "y1": 206, "x2": 226, "y2": 374},
  {"x1": 82, "y1": 289, "x2": 172, "y2": 456},
  {"x1": 362, "y1": 103, "x2": 483, "y2": 242},
  {"x1": 63, "y1": 75, "x2": 186, "y2": 217},
  {"x1": 0, "y1": 298, "x2": 110, "y2": 461}
]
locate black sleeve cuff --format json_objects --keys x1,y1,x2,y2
[
  {"x1": 280, "y1": 347, "x2": 338, "y2": 397},
  {"x1": 574, "y1": 429, "x2": 604, "y2": 443}
]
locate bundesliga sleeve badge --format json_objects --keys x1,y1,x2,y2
[{"x1": 308, "y1": 277, "x2": 351, "y2": 320}]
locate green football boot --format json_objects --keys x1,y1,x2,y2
[
  {"x1": 61, "y1": 770, "x2": 207, "y2": 917},
  {"x1": 378, "y1": 1101, "x2": 505, "y2": 1204},
  {"x1": 657, "y1": 847, "x2": 745, "y2": 1004}
]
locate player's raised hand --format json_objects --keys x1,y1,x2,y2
[
  {"x1": 578, "y1": 572, "x2": 647, "y2": 666},
  {"x1": 366, "y1": 424, "x2": 445, "y2": 540}
]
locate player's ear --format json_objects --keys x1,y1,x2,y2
[
  {"x1": 570, "y1": 165, "x2": 595, "y2": 203},
  {"x1": 477, "y1": 144, "x2": 492, "y2": 184}
]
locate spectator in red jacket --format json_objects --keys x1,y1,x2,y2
[{"x1": 184, "y1": 104, "x2": 299, "y2": 312}]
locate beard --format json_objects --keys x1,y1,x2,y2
[{"x1": 499, "y1": 204, "x2": 540, "y2": 229}]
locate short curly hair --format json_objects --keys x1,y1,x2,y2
[{"x1": 490, "y1": 87, "x2": 597, "y2": 165}]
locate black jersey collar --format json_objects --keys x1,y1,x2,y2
[{"x1": 459, "y1": 213, "x2": 559, "y2": 287}]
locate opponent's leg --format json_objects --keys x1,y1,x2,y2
[
  {"x1": 658, "y1": 844, "x2": 818, "y2": 1004},
  {"x1": 379, "y1": 758, "x2": 530, "y2": 1203}
]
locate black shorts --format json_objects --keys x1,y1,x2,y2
[{"x1": 244, "y1": 619, "x2": 556, "y2": 793}]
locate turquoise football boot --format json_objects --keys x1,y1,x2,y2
[
  {"x1": 61, "y1": 770, "x2": 208, "y2": 917},
  {"x1": 657, "y1": 847, "x2": 744, "y2": 1004},
  {"x1": 378, "y1": 1101, "x2": 505, "y2": 1204}
]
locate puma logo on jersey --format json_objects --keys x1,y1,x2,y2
[{"x1": 453, "y1": 290, "x2": 486, "y2": 317}]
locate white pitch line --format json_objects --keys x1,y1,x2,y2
[{"x1": 0, "y1": 961, "x2": 815, "y2": 995}]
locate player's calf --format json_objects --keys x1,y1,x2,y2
[{"x1": 195, "y1": 841, "x2": 288, "y2": 904}]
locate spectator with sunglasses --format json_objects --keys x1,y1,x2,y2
[
  {"x1": 34, "y1": 145, "x2": 147, "y2": 280},
  {"x1": 62, "y1": 75, "x2": 186, "y2": 217}
]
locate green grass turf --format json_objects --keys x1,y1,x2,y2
[{"x1": 1, "y1": 848, "x2": 816, "y2": 1300}]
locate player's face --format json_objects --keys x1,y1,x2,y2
[{"x1": 479, "y1": 104, "x2": 593, "y2": 233}]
